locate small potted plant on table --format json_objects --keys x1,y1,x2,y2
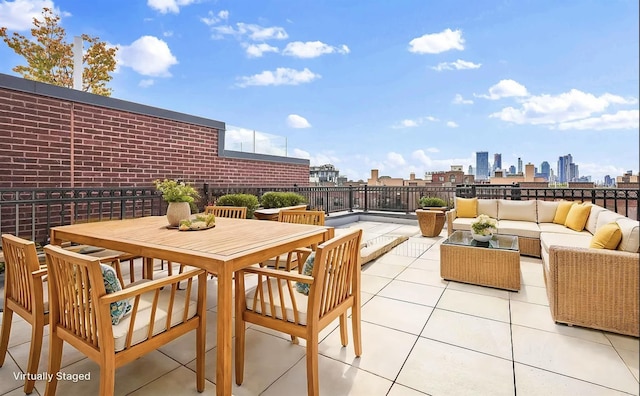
[{"x1": 154, "y1": 179, "x2": 200, "y2": 227}]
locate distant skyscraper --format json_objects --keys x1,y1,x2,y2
[
  {"x1": 517, "y1": 157, "x2": 523, "y2": 174},
  {"x1": 493, "y1": 153, "x2": 502, "y2": 172},
  {"x1": 468, "y1": 165, "x2": 474, "y2": 176},
  {"x1": 540, "y1": 161, "x2": 550, "y2": 181},
  {"x1": 476, "y1": 151, "x2": 489, "y2": 180},
  {"x1": 557, "y1": 154, "x2": 576, "y2": 183},
  {"x1": 509, "y1": 165, "x2": 516, "y2": 174}
]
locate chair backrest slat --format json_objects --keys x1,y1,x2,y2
[
  {"x1": 205, "y1": 206, "x2": 247, "y2": 219},
  {"x1": 1, "y1": 234, "x2": 42, "y2": 314},
  {"x1": 312, "y1": 229, "x2": 361, "y2": 319},
  {"x1": 278, "y1": 210, "x2": 325, "y2": 226}
]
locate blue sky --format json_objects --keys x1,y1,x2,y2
[{"x1": 1, "y1": 0, "x2": 638, "y2": 183}]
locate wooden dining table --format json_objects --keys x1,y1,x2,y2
[{"x1": 50, "y1": 215, "x2": 334, "y2": 396}]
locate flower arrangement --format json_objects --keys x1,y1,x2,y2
[
  {"x1": 470, "y1": 214, "x2": 497, "y2": 236},
  {"x1": 154, "y1": 179, "x2": 200, "y2": 203}
]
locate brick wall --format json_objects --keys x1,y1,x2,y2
[{"x1": 0, "y1": 74, "x2": 310, "y2": 189}]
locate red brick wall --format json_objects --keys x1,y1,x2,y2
[{"x1": 0, "y1": 86, "x2": 309, "y2": 189}]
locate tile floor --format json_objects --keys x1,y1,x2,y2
[{"x1": 1, "y1": 221, "x2": 638, "y2": 395}]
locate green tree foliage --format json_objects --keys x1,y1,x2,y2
[{"x1": 0, "y1": 8, "x2": 117, "y2": 96}]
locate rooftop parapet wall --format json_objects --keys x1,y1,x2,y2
[{"x1": 0, "y1": 73, "x2": 310, "y2": 188}]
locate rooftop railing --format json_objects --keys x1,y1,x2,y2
[{"x1": 0, "y1": 184, "x2": 637, "y2": 246}]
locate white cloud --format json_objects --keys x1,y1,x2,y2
[
  {"x1": 139, "y1": 79, "x2": 155, "y2": 88},
  {"x1": 244, "y1": 43, "x2": 279, "y2": 58},
  {"x1": 478, "y1": 79, "x2": 529, "y2": 100},
  {"x1": 409, "y1": 28, "x2": 464, "y2": 54},
  {"x1": 282, "y1": 41, "x2": 350, "y2": 58},
  {"x1": 446, "y1": 121, "x2": 459, "y2": 128},
  {"x1": 386, "y1": 152, "x2": 407, "y2": 167},
  {"x1": 147, "y1": 0, "x2": 197, "y2": 14},
  {"x1": 392, "y1": 116, "x2": 439, "y2": 129},
  {"x1": 490, "y1": 89, "x2": 637, "y2": 126},
  {"x1": 201, "y1": 9, "x2": 230, "y2": 26},
  {"x1": 117, "y1": 36, "x2": 178, "y2": 77},
  {"x1": 294, "y1": 149, "x2": 341, "y2": 167},
  {"x1": 0, "y1": 0, "x2": 62, "y2": 30},
  {"x1": 211, "y1": 23, "x2": 288, "y2": 41},
  {"x1": 163, "y1": 31, "x2": 173, "y2": 37},
  {"x1": 453, "y1": 94, "x2": 473, "y2": 105},
  {"x1": 287, "y1": 114, "x2": 311, "y2": 128},
  {"x1": 557, "y1": 110, "x2": 639, "y2": 130},
  {"x1": 412, "y1": 149, "x2": 474, "y2": 171},
  {"x1": 236, "y1": 67, "x2": 320, "y2": 87},
  {"x1": 432, "y1": 59, "x2": 481, "y2": 71}
]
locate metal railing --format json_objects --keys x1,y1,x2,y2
[
  {"x1": 1, "y1": 184, "x2": 637, "y2": 246},
  {"x1": 0, "y1": 187, "x2": 163, "y2": 245}
]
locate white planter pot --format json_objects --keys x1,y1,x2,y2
[
  {"x1": 166, "y1": 202, "x2": 191, "y2": 227},
  {"x1": 471, "y1": 233, "x2": 493, "y2": 243}
]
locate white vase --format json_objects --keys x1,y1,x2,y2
[
  {"x1": 166, "y1": 202, "x2": 191, "y2": 227},
  {"x1": 471, "y1": 233, "x2": 492, "y2": 242}
]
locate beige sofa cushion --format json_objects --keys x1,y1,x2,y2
[
  {"x1": 540, "y1": 231, "x2": 592, "y2": 254},
  {"x1": 596, "y1": 210, "x2": 625, "y2": 230},
  {"x1": 537, "y1": 201, "x2": 559, "y2": 223},
  {"x1": 585, "y1": 205, "x2": 607, "y2": 234},
  {"x1": 616, "y1": 217, "x2": 640, "y2": 253},
  {"x1": 497, "y1": 220, "x2": 541, "y2": 239},
  {"x1": 477, "y1": 199, "x2": 498, "y2": 218},
  {"x1": 451, "y1": 217, "x2": 475, "y2": 232},
  {"x1": 538, "y1": 223, "x2": 592, "y2": 236},
  {"x1": 498, "y1": 199, "x2": 537, "y2": 222}
]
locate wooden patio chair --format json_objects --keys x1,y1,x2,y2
[
  {"x1": 204, "y1": 205, "x2": 247, "y2": 219},
  {"x1": 0, "y1": 234, "x2": 49, "y2": 394},
  {"x1": 235, "y1": 229, "x2": 363, "y2": 396},
  {"x1": 262, "y1": 210, "x2": 326, "y2": 272},
  {"x1": 43, "y1": 245, "x2": 207, "y2": 396}
]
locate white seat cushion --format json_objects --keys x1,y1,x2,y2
[
  {"x1": 538, "y1": 223, "x2": 592, "y2": 236},
  {"x1": 112, "y1": 288, "x2": 197, "y2": 352},
  {"x1": 497, "y1": 220, "x2": 541, "y2": 239},
  {"x1": 540, "y1": 232, "x2": 592, "y2": 255},
  {"x1": 246, "y1": 278, "x2": 308, "y2": 325},
  {"x1": 452, "y1": 217, "x2": 476, "y2": 231}
]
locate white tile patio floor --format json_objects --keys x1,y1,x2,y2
[{"x1": 1, "y1": 221, "x2": 638, "y2": 395}]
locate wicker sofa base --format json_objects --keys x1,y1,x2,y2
[
  {"x1": 545, "y1": 246, "x2": 639, "y2": 337},
  {"x1": 518, "y1": 237, "x2": 541, "y2": 258}
]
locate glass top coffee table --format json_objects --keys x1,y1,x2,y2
[{"x1": 440, "y1": 230, "x2": 521, "y2": 291}]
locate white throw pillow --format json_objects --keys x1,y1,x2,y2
[
  {"x1": 498, "y1": 199, "x2": 537, "y2": 222},
  {"x1": 537, "y1": 200, "x2": 559, "y2": 223}
]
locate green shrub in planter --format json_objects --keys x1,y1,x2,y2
[
  {"x1": 216, "y1": 193, "x2": 259, "y2": 218},
  {"x1": 419, "y1": 196, "x2": 447, "y2": 208},
  {"x1": 260, "y1": 192, "x2": 307, "y2": 209}
]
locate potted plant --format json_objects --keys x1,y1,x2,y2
[
  {"x1": 154, "y1": 179, "x2": 200, "y2": 227},
  {"x1": 470, "y1": 214, "x2": 497, "y2": 242},
  {"x1": 418, "y1": 196, "x2": 447, "y2": 210},
  {"x1": 416, "y1": 196, "x2": 448, "y2": 237}
]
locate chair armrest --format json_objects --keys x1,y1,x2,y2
[
  {"x1": 32, "y1": 268, "x2": 48, "y2": 278},
  {"x1": 101, "y1": 268, "x2": 206, "y2": 304},
  {"x1": 242, "y1": 266, "x2": 314, "y2": 285}
]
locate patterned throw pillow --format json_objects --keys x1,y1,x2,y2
[
  {"x1": 295, "y1": 252, "x2": 315, "y2": 296},
  {"x1": 100, "y1": 264, "x2": 132, "y2": 325}
]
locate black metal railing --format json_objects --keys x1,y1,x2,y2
[
  {"x1": 1, "y1": 184, "x2": 637, "y2": 246},
  {"x1": 0, "y1": 187, "x2": 163, "y2": 245}
]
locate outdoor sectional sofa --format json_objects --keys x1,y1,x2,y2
[{"x1": 446, "y1": 198, "x2": 639, "y2": 337}]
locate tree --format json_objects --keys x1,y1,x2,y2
[{"x1": 0, "y1": 8, "x2": 117, "y2": 96}]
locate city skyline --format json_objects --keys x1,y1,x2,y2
[{"x1": 0, "y1": 0, "x2": 637, "y2": 183}]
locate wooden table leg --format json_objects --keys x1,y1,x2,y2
[
  {"x1": 144, "y1": 257, "x2": 154, "y2": 280},
  {"x1": 216, "y1": 266, "x2": 233, "y2": 396}
]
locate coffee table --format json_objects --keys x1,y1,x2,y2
[{"x1": 440, "y1": 230, "x2": 521, "y2": 291}]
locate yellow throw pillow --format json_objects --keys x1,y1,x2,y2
[
  {"x1": 564, "y1": 203, "x2": 592, "y2": 231},
  {"x1": 590, "y1": 222, "x2": 622, "y2": 249},
  {"x1": 456, "y1": 197, "x2": 477, "y2": 218},
  {"x1": 553, "y1": 201, "x2": 575, "y2": 225}
]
